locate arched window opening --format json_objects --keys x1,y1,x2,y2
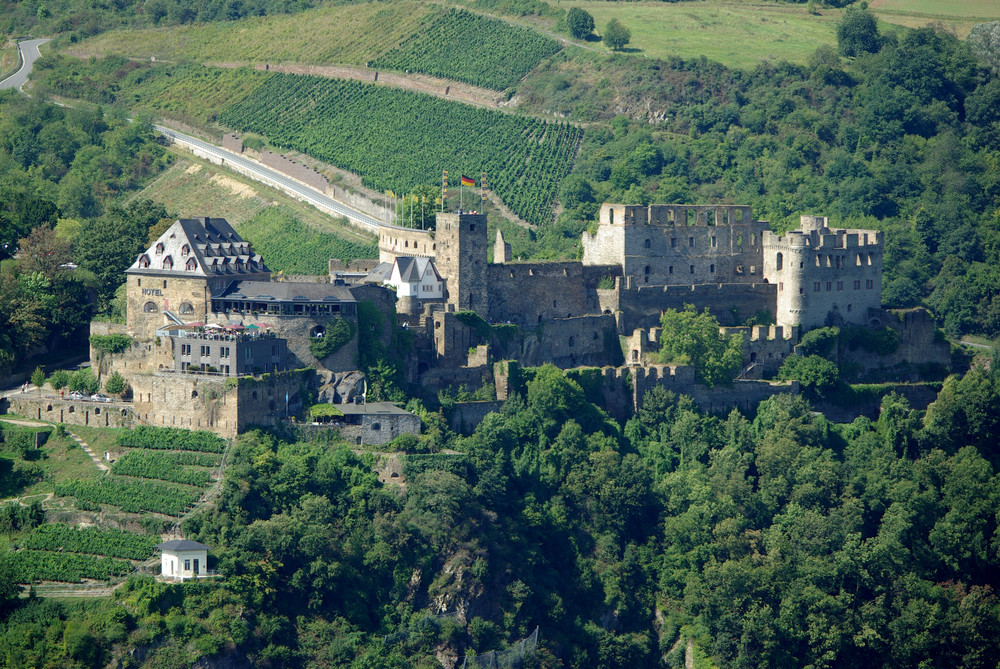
[
  {"x1": 776, "y1": 252, "x2": 783, "y2": 271},
  {"x1": 179, "y1": 302, "x2": 194, "y2": 315},
  {"x1": 143, "y1": 301, "x2": 157, "y2": 313}
]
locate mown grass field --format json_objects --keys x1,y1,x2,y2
[
  {"x1": 869, "y1": 0, "x2": 1000, "y2": 37},
  {"x1": 68, "y1": 1, "x2": 434, "y2": 65},
  {"x1": 557, "y1": 0, "x2": 841, "y2": 67}
]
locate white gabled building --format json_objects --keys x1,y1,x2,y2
[
  {"x1": 386, "y1": 257, "x2": 443, "y2": 300},
  {"x1": 156, "y1": 539, "x2": 213, "y2": 581}
]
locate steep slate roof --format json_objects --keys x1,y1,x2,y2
[
  {"x1": 156, "y1": 539, "x2": 212, "y2": 552},
  {"x1": 393, "y1": 257, "x2": 442, "y2": 285},
  {"x1": 127, "y1": 217, "x2": 269, "y2": 278}
]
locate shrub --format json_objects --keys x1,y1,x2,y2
[
  {"x1": 309, "y1": 316, "x2": 354, "y2": 360},
  {"x1": 48, "y1": 369, "x2": 70, "y2": 390},
  {"x1": 89, "y1": 334, "x2": 134, "y2": 354},
  {"x1": 567, "y1": 7, "x2": 595, "y2": 40}
]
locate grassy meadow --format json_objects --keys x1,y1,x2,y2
[
  {"x1": 126, "y1": 158, "x2": 272, "y2": 226},
  {"x1": 545, "y1": 1, "x2": 843, "y2": 67},
  {"x1": 869, "y1": 0, "x2": 1000, "y2": 37},
  {"x1": 68, "y1": 1, "x2": 434, "y2": 65}
]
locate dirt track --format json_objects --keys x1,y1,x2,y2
[{"x1": 211, "y1": 61, "x2": 516, "y2": 111}]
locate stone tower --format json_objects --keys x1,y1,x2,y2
[
  {"x1": 763, "y1": 215, "x2": 883, "y2": 330},
  {"x1": 434, "y1": 212, "x2": 488, "y2": 316}
]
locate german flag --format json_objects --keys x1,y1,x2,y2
[{"x1": 460, "y1": 175, "x2": 475, "y2": 187}]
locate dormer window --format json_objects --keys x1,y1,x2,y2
[
  {"x1": 186, "y1": 257, "x2": 197, "y2": 271},
  {"x1": 162, "y1": 256, "x2": 173, "y2": 270},
  {"x1": 155, "y1": 242, "x2": 164, "y2": 255},
  {"x1": 138, "y1": 254, "x2": 150, "y2": 268},
  {"x1": 181, "y1": 244, "x2": 190, "y2": 256}
]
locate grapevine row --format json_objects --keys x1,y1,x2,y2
[
  {"x1": 369, "y1": 9, "x2": 561, "y2": 91},
  {"x1": 218, "y1": 73, "x2": 583, "y2": 227},
  {"x1": 116, "y1": 426, "x2": 226, "y2": 453},
  {"x1": 8, "y1": 550, "x2": 133, "y2": 584},
  {"x1": 22, "y1": 525, "x2": 158, "y2": 561},
  {"x1": 111, "y1": 450, "x2": 213, "y2": 487},
  {"x1": 54, "y1": 477, "x2": 200, "y2": 516}
]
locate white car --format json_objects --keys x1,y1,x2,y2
[
  {"x1": 90, "y1": 393, "x2": 112, "y2": 403},
  {"x1": 69, "y1": 391, "x2": 87, "y2": 400}
]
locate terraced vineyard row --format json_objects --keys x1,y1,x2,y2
[
  {"x1": 8, "y1": 550, "x2": 133, "y2": 584},
  {"x1": 54, "y1": 477, "x2": 201, "y2": 516},
  {"x1": 116, "y1": 426, "x2": 226, "y2": 453},
  {"x1": 22, "y1": 525, "x2": 158, "y2": 561},
  {"x1": 218, "y1": 73, "x2": 583, "y2": 227},
  {"x1": 111, "y1": 450, "x2": 214, "y2": 487},
  {"x1": 369, "y1": 9, "x2": 561, "y2": 91}
]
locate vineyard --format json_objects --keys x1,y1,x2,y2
[
  {"x1": 54, "y1": 477, "x2": 201, "y2": 516},
  {"x1": 111, "y1": 450, "x2": 214, "y2": 487},
  {"x1": 218, "y1": 73, "x2": 583, "y2": 227},
  {"x1": 369, "y1": 9, "x2": 561, "y2": 91},
  {"x1": 7, "y1": 550, "x2": 133, "y2": 584},
  {"x1": 239, "y1": 208, "x2": 377, "y2": 274},
  {"x1": 116, "y1": 426, "x2": 226, "y2": 453},
  {"x1": 22, "y1": 525, "x2": 157, "y2": 561}
]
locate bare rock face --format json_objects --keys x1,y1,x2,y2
[
  {"x1": 429, "y1": 550, "x2": 483, "y2": 626},
  {"x1": 316, "y1": 370, "x2": 366, "y2": 403}
]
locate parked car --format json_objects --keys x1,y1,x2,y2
[
  {"x1": 90, "y1": 393, "x2": 112, "y2": 403},
  {"x1": 68, "y1": 391, "x2": 87, "y2": 400}
]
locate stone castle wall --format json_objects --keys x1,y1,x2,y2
[
  {"x1": 8, "y1": 396, "x2": 134, "y2": 429},
  {"x1": 517, "y1": 315, "x2": 618, "y2": 368},
  {"x1": 378, "y1": 228, "x2": 436, "y2": 263},
  {"x1": 486, "y1": 263, "x2": 613, "y2": 325},
  {"x1": 582, "y1": 204, "x2": 768, "y2": 286},
  {"x1": 618, "y1": 282, "x2": 777, "y2": 333},
  {"x1": 130, "y1": 369, "x2": 312, "y2": 438}
]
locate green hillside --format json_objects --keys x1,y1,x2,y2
[{"x1": 66, "y1": 1, "x2": 435, "y2": 67}]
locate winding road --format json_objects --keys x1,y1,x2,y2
[
  {"x1": 153, "y1": 125, "x2": 399, "y2": 234},
  {"x1": 2, "y1": 37, "x2": 409, "y2": 235},
  {"x1": 0, "y1": 38, "x2": 49, "y2": 91}
]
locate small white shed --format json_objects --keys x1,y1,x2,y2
[{"x1": 156, "y1": 539, "x2": 212, "y2": 581}]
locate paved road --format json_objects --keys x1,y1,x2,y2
[
  {"x1": 154, "y1": 125, "x2": 411, "y2": 234},
  {"x1": 0, "y1": 38, "x2": 49, "y2": 91},
  {"x1": 0, "y1": 37, "x2": 406, "y2": 235}
]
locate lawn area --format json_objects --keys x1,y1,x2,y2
[
  {"x1": 556, "y1": 0, "x2": 842, "y2": 67},
  {"x1": 869, "y1": 0, "x2": 1000, "y2": 37},
  {"x1": 66, "y1": 1, "x2": 434, "y2": 66},
  {"x1": 0, "y1": 421, "x2": 103, "y2": 500}
]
